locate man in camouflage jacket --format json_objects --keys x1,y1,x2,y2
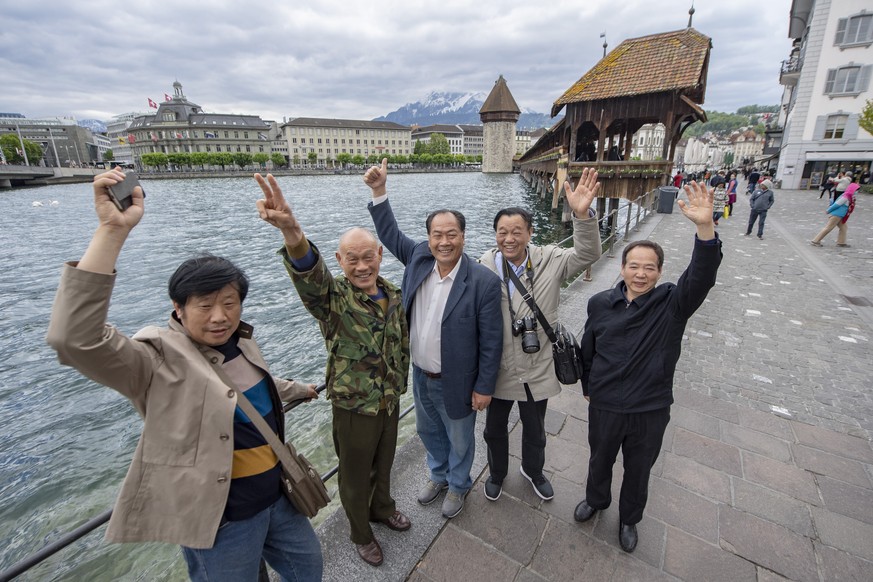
[{"x1": 255, "y1": 173, "x2": 411, "y2": 567}]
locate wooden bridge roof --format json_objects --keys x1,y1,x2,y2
[{"x1": 551, "y1": 27, "x2": 711, "y2": 117}]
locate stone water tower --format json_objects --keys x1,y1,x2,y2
[{"x1": 479, "y1": 75, "x2": 520, "y2": 173}]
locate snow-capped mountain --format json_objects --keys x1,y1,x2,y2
[
  {"x1": 78, "y1": 119, "x2": 107, "y2": 134},
  {"x1": 374, "y1": 91, "x2": 555, "y2": 129}
]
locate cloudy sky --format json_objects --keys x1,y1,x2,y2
[{"x1": 1, "y1": 0, "x2": 793, "y2": 123}]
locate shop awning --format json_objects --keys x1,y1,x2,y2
[{"x1": 805, "y1": 151, "x2": 873, "y2": 161}]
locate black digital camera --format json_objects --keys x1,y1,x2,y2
[{"x1": 511, "y1": 315, "x2": 540, "y2": 353}]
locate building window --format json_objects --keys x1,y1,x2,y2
[
  {"x1": 224, "y1": 131, "x2": 229, "y2": 138},
  {"x1": 824, "y1": 115, "x2": 848, "y2": 139},
  {"x1": 836, "y1": 13, "x2": 873, "y2": 46},
  {"x1": 244, "y1": 132, "x2": 249, "y2": 139},
  {"x1": 824, "y1": 64, "x2": 871, "y2": 95}
]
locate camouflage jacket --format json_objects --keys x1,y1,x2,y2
[{"x1": 280, "y1": 244, "x2": 410, "y2": 415}]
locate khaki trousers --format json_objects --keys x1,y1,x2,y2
[{"x1": 812, "y1": 215, "x2": 847, "y2": 245}]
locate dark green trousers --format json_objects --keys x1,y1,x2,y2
[{"x1": 332, "y1": 405, "x2": 399, "y2": 544}]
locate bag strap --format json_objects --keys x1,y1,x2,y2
[
  {"x1": 204, "y1": 352, "x2": 308, "y2": 483},
  {"x1": 505, "y1": 265, "x2": 559, "y2": 344}
]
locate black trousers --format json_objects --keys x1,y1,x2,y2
[
  {"x1": 585, "y1": 406, "x2": 671, "y2": 525},
  {"x1": 484, "y1": 384, "x2": 548, "y2": 482}
]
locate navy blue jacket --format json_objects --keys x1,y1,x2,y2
[
  {"x1": 580, "y1": 236, "x2": 722, "y2": 413},
  {"x1": 369, "y1": 199, "x2": 503, "y2": 419}
]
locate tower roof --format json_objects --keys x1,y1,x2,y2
[
  {"x1": 552, "y1": 27, "x2": 711, "y2": 117},
  {"x1": 479, "y1": 75, "x2": 521, "y2": 115}
]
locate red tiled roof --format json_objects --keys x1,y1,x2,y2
[{"x1": 552, "y1": 28, "x2": 711, "y2": 117}]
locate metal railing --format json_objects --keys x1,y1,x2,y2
[
  {"x1": 556, "y1": 189, "x2": 658, "y2": 283},
  {"x1": 0, "y1": 384, "x2": 417, "y2": 582}
]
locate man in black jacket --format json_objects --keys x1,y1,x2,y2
[{"x1": 573, "y1": 181, "x2": 722, "y2": 554}]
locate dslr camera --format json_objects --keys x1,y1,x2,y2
[{"x1": 511, "y1": 315, "x2": 540, "y2": 354}]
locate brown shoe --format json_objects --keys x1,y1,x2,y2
[
  {"x1": 356, "y1": 539, "x2": 383, "y2": 567},
  {"x1": 371, "y1": 510, "x2": 411, "y2": 531}
]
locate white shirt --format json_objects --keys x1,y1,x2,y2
[
  {"x1": 494, "y1": 250, "x2": 529, "y2": 299},
  {"x1": 410, "y1": 259, "x2": 460, "y2": 373}
]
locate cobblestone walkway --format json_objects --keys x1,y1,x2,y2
[{"x1": 405, "y1": 187, "x2": 873, "y2": 581}]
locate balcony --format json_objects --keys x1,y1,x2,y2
[
  {"x1": 779, "y1": 57, "x2": 803, "y2": 86},
  {"x1": 763, "y1": 127, "x2": 783, "y2": 155}
]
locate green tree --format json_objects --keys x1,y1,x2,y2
[
  {"x1": 141, "y1": 152, "x2": 168, "y2": 169},
  {"x1": 859, "y1": 99, "x2": 873, "y2": 136},
  {"x1": 233, "y1": 152, "x2": 253, "y2": 168},
  {"x1": 427, "y1": 133, "x2": 451, "y2": 155},
  {"x1": 366, "y1": 153, "x2": 380, "y2": 165},
  {"x1": 103, "y1": 149, "x2": 114, "y2": 161},
  {"x1": 413, "y1": 140, "x2": 426, "y2": 155},
  {"x1": 252, "y1": 153, "x2": 270, "y2": 169},
  {"x1": 292, "y1": 154, "x2": 300, "y2": 167},
  {"x1": 336, "y1": 153, "x2": 352, "y2": 167},
  {"x1": 209, "y1": 152, "x2": 233, "y2": 170},
  {"x1": 190, "y1": 152, "x2": 210, "y2": 169},
  {"x1": 0, "y1": 134, "x2": 44, "y2": 165},
  {"x1": 452, "y1": 154, "x2": 466, "y2": 166},
  {"x1": 168, "y1": 152, "x2": 191, "y2": 169},
  {"x1": 351, "y1": 154, "x2": 365, "y2": 166},
  {"x1": 307, "y1": 151, "x2": 318, "y2": 166},
  {"x1": 723, "y1": 152, "x2": 735, "y2": 167},
  {"x1": 395, "y1": 154, "x2": 408, "y2": 165},
  {"x1": 736, "y1": 105, "x2": 779, "y2": 115},
  {"x1": 270, "y1": 153, "x2": 287, "y2": 168}
]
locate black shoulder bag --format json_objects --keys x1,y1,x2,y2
[{"x1": 504, "y1": 260, "x2": 582, "y2": 385}]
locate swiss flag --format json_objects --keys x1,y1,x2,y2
[
  {"x1": 165, "y1": 93, "x2": 172, "y2": 102},
  {"x1": 148, "y1": 98, "x2": 158, "y2": 109}
]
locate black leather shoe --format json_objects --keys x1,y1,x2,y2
[
  {"x1": 573, "y1": 500, "x2": 597, "y2": 523},
  {"x1": 619, "y1": 523, "x2": 638, "y2": 553},
  {"x1": 356, "y1": 539, "x2": 383, "y2": 566}
]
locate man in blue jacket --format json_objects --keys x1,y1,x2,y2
[
  {"x1": 573, "y1": 181, "x2": 721, "y2": 553},
  {"x1": 364, "y1": 159, "x2": 503, "y2": 519}
]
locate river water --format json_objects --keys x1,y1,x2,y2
[{"x1": 0, "y1": 171, "x2": 573, "y2": 580}]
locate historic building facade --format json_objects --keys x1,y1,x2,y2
[
  {"x1": 774, "y1": 0, "x2": 872, "y2": 189},
  {"x1": 282, "y1": 117, "x2": 411, "y2": 164},
  {"x1": 127, "y1": 82, "x2": 275, "y2": 166}
]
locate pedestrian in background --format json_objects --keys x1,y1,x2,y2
[
  {"x1": 726, "y1": 173, "x2": 738, "y2": 216},
  {"x1": 810, "y1": 183, "x2": 858, "y2": 248},
  {"x1": 745, "y1": 179, "x2": 774, "y2": 239}
]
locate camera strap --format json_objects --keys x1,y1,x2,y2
[{"x1": 504, "y1": 259, "x2": 559, "y2": 345}]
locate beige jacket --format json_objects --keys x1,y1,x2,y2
[
  {"x1": 46, "y1": 264, "x2": 310, "y2": 549},
  {"x1": 480, "y1": 215, "x2": 601, "y2": 401}
]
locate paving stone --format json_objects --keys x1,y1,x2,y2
[
  {"x1": 815, "y1": 541, "x2": 873, "y2": 582},
  {"x1": 741, "y1": 451, "x2": 820, "y2": 505},
  {"x1": 731, "y1": 477, "x2": 814, "y2": 537},
  {"x1": 673, "y1": 388, "x2": 739, "y2": 423},
  {"x1": 791, "y1": 421, "x2": 873, "y2": 463},
  {"x1": 670, "y1": 405, "x2": 721, "y2": 440},
  {"x1": 718, "y1": 506, "x2": 817, "y2": 582},
  {"x1": 793, "y1": 444, "x2": 873, "y2": 489},
  {"x1": 514, "y1": 567, "x2": 549, "y2": 582},
  {"x1": 663, "y1": 525, "x2": 757, "y2": 582},
  {"x1": 755, "y1": 567, "x2": 793, "y2": 582},
  {"x1": 544, "y1": 408, "x2": 566, "y2": 436},
  {"x1": 609, "y1": 555, "x2": 674, "y2": 581},
  {"x1": 407, "y1": 570, "x2": 436, "y2": 582},
  {"x1": 543, "y1": 433, "x2": 586, "y2": 477},
  {"x1": 529, "y1": 518, "x2": 618, "y2": 581},
  {"x1": 549, "y1": 387, "x2": 588, "y2": 421},
  {"x1": 415, "y1": 524, "x2": 520, "y2": 582},
  {"x1": 452, "y1": 480, "x2": 549, "y2": 565},
  {"x1": 645, "y1": 476, "x2": 719, "y2": 543},
  {"x1": 555, "y1": 414, "x2": 588, "y2": 447},
  {"x1": 539, "y1": 473, "x2": 585, "y2": 526},
  {"x1": 671, "y1": 427, "x2": 742, "y2": 476},
  {"x1": 591, "y1": 503, "x2": 666, "y2": 569},
  {"x1": 817, "y1": 476, "x2": 873, "y2": 526},
  {"x1": 660, "y1": 452, "x2": 732, "y2": 503},
  {"x1": 721, "y1": 422, "x2": 793, "y2": 462},
  {"x1": 736, "y1": 406, "x2": 794, "y2": 440}
]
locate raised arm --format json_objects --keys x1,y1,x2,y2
[
  {"x1": 364, "y1": 158, "x2": 418, "y2": 264},
  {"x1": 677, "y1": 180, "x2": 716, "y2": 241},
  {"x1": 254, "y1": 173, "x2": 310, "y2": 258},
  {"x1": 78, "y1": 170, "x2": 145, "y2": 273}
]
